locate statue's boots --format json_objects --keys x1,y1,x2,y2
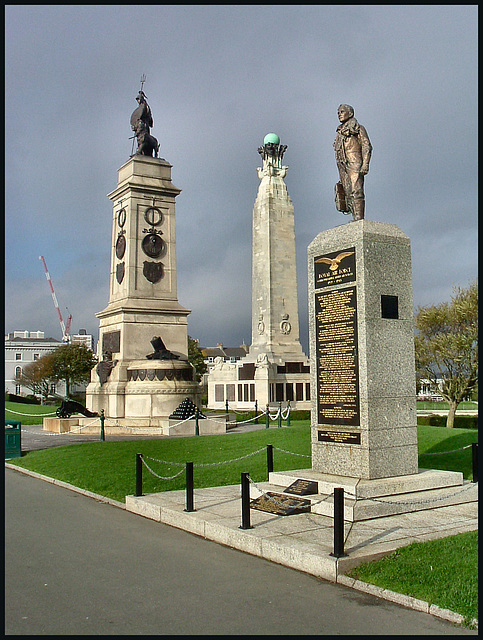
[{"x1": 352, "y1": 198, "x2": 365, "y2": 221}]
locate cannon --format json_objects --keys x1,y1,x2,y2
[{"x1": 56, "y1": 400, "x2": 98, "y2": 419}]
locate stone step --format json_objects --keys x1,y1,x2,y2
[
  {"x1": 310, "y1": 482, "x2": 478, "y2": 521},
  {"x1": 262, "y1": 470, "x2": 477, "y2": 522},
  {"x1": 269, "y1": 468, "x2": 464, "y2": 499}
]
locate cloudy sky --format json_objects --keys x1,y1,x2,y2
[{"x1": 5, "y1": 5, "x2": 477, "y2": 354}]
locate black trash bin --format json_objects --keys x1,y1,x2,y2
[{"x1": 5, "y1": 420, "x2": 21, "y2": 459}]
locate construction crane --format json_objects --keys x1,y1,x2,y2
[{"x1": 39, "y1": 256, "x2": 72, "y2": 343}]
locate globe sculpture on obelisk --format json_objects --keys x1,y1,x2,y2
[{"x1": 207, "y1": 133, "x2": 311, "y2": 410}]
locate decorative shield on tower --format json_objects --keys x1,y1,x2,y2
[
  {"x1": 116, "y1": 262, "x2": 125, "y2": 284},
  {"x1": 143, "y1": 261, "x2": 164, "y2": 284}
]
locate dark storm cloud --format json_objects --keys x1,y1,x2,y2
[{"x1": 5, "y1": 5, "x2": 477, "y2": 352}]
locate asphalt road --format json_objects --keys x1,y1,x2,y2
[{"x1": 5, "y1": 469, "x2": 475, "y2": 636}]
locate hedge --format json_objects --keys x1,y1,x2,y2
[
  {"x1": 4, "y1": 393, "x2": 40, "y2": 405},
  {"x1": 417, "y1": 414, "x2": 478, "y2": 429}
]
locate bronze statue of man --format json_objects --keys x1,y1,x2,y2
[{"x1": 333, "y1": 104, "x2": 372, "y2": 221}]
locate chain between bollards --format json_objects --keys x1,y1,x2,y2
[
  {"x1": 240, "y1": 472, "x2": 253, "y2": 529},
  {"x1": 135, "y1": 453, "x2": 143, "y2": 497},
  {"x1": 330, "y1": 488, "x2": 347, "y2": 558}
]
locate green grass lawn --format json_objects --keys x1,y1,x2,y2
[
  {"x1": 5, "y1": 401, "x2": 59, "y2": 425},
  {"x1": 6, "y1": 413, "x2": 478, "y2": 625},
  {"x1": 417, "y1": 426, "x2": 477, "y2": 479},
  {"x1": 347, "y1": 531, "x2": 478, "y2": 625},
  {"x1": 8, "y1": 421, "x2": 312, "y2": 501}
]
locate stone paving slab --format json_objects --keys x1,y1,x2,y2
[{"x1": 124, "y1": 483, "x2": 478, "y2": 579}]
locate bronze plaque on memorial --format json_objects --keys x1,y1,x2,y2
[
  {"x1": 283, "y1": 479, "x2": 318, "y2": 496},
  {"x1": 314, "y1": 247, "x2": 356, "y2": 289},
  {"x1": 318, "y1": 429, "x2": 361, "y2": 445},
  {"x1": 250, "y1": 492, "x2": 311, "y2": 516},
  {"x1": 315, "y1": 285, "x2": 360, "y2": 427},
  {"x1": 102, "y1": 330, "x2": 121, "y2": 355}
]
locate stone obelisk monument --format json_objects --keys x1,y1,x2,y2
[
  {"x1": 207, "y1": 134, "x2": 310, "y2": 410},
  {"x1": 249, "y1": 134, "x2": 307, "y2": 364},
  {"x1": 85, "y1": 86, "x2": 200, "y2": 433}
]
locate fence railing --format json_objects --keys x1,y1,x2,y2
[{"x1": 134, "y1": 442, "x2": 478, "y2": 558}]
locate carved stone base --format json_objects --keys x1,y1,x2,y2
[{"x1": 86, "y1": 359, "x2": 200, "y2": 423}]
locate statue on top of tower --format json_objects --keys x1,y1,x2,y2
[
  {"x1": 130, "y1": 76, "x2": 159, "y2": 158},
  {"x1": 334, "y1": 104, "x2": 372, "y2": 221}
]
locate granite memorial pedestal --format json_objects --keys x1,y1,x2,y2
[
  {"x1": 308, "y1": 220, "x2": 418, "y2": 480},
  {"x1": 262, "y1": 219, "x2": 475, "y2": 521}
]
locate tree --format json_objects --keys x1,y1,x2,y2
[
  {"x1": 414, "y1": 281, "x2": 478, "y2": 427},
  {"x1": 188, "y1": 336, "x2": 207, "y2": 383},
  {"x1": 15, "y1": 353, "x2": 56, "y2": 403},
  {"x1": 49, "y1": 343, "x2": 98, "y2": 398}
]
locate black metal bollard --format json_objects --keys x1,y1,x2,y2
[
  {"x1": 195, "y1": 408, "x2": 200, "y2": 436},
  {"x1": 265, "y1": 404, "x2": 270, "y2": 429},
  {"x1": 472, "y1": 443, "x2": 478, "y2": 483},
  {"x1": 185, "y1": 462, "x2": 195, "y2": 512},
  {"x1": 330, "y1": 488, "x2": 347, "y2": 558},
  {"x1": 278, "y1": 403, "x2": 282, "y2": 428},
  {"x1": 267, "y1": 444, "x2": 273, "y2": 478},
  {"x1": 100, "y1": 409, "x2": 105, "y2": 441},
  {"x1": 286, "y1": 402, "x2": 291, "y2": 427},
  {"x1": 254, "y1": 400, "x2": 258, "y2": 424},
  {"x1": 135, "y1": 453, "x2": 143, "y2": 497},
  {"x1": 225, "y1": 399, "x2": 229, "y2": 416},
  {"x1": 239, "y1": 472, "x2": 253, "y2": 529}
]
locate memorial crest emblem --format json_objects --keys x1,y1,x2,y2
[
  {"x1": 116, "y1": 262, "x2": 125, "y2": 284},
  {"x1": 143, "y1": 261, "x2": 164, "y2": 284}
]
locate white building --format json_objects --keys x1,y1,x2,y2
[
  {"x1": 5, "y1": 329, "x2": 95, "y2": 399},
  {"x1": 5, "y1": 331, "x2": 62, "y2": 396},
  {"x1": 201, "y1": 344, "x2": 249, "y2": 376},
  {"x1": 71, "y1": 329, "x2": 94, "y2": 351},
  {"x1": 417, "y1": 378, "x2": 444, "y2": 401}
]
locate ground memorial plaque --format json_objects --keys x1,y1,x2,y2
[
  {"x1": 283, "y1": 479, "x2": 318, "y2": 496},
  {"x1": 250, "y1": 492, "x2": 311, "y2": 516}
]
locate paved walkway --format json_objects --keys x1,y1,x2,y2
[
  {"x1": 16, "y1": 423, "x2": 166, "y2": 452},
  {"x1": 125, "y1": 479, "x2": 478, "y2": 583},
  {"x1": 8, "y1": 421, "x2": 479, "y2": 628}
]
